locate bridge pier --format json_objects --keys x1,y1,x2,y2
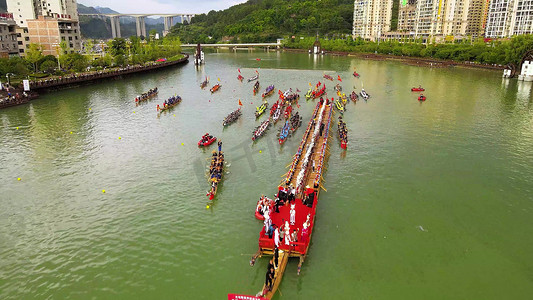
[
  {"x1": 110, "y1": 16, "x2": 121, "y2": 38},
  {"x1": 135, "y1": 16, "x2": 147, "y2": 38},
  {"x1": 163, "y1": 16, "x2": 174, "y2": 37}
]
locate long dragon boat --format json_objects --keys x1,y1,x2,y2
[
  {"x1": 239, "y1": 99, "x2": 333, "y2": 299},
  {"x1": 277, "y1": 112, "x2": 302, "y2": 145},
  {"x1": 280, "y1": 88, "x2": 300, "y2": 103},
  {"x1": 156, "y1": 95, "x2": 181, "y2": 113},
  {"x1": 337, "y1": 91, "x2": 348, "y2": 104},
  {"x1": 210, "y1": 84, "x2": 221, "y2": 93},
  {"x1": 135, "y1": 87, "x2": 158, "y2": 103},
  {"x1": 262, "y1": 85, "x2": 275, "y2": 98},
  {"x1": 323, "y1": 74, "x2": 334, "y2": 81},
  {"x1": 223, "y1": 108, "x2": 242, "y2": 126},
  {"x1": 251, "y1": 119, "x2": 271, "y2": 141},
  {"x1": 338, "y1": 116, "x2": 348, "y2": 149},
  {"x1": 255, "y1": 101, "x2": 269, "y2": 118},
  {"x1": 206, "y1": 145, "x2": 224, "y2": 200},
  {"x1": 312, "y1": 84, "x2": 326, "y2": 99}
]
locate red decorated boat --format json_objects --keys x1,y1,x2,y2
[
  {"x1": 237, "y1": 74, "x2": 244, "y2": 82},
  {"x1": 353, "y1": 72, "x2": 360, "y2": 78},
  {"x1": 418, "y1": 95, "x2": 427, "y2": 101},
  {"x1": 198, "y1": 133, "x2": 217, "y2": 147},
  {"x1": 210, "y1": 84, "x2": 221, "y2": 93},
  {"x1": 411, "y1": 87, "x2": 425, "y2": 92}
]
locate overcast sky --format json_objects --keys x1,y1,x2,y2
[{"x1": 78, "y1": 0, "x2": 247, "y2": 14}]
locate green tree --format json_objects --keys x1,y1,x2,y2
[
  {"x1": 26, "y1": 43, "x2": 44, "y2": 72},
  {"x1": 39, "y1": 60, "x2": 57, "y2": 73}
]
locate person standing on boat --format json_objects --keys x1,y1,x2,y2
[
  {"x1": 290, "y1": 203, "x2": 296, "y2": 225},
  {"x1": 265, "y1": 265, "x2": 274, "y2": 292},
  {"x1": 274, "y1": 225, "x2": 280, "y2": 248},
  {"x1": 284, "y1": 221, "x2": 292, "y2": 247},
  {"x1": 274, "y1": 247, "x2": 279, "y2": 269}
]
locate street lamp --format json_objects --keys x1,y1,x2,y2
[{"x1": 5, "y1": 73, "x2": 14, "y2": 86}]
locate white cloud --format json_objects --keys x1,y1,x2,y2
[{"x1": 78, "y1": 0, "x2": 247, "y2": 14}]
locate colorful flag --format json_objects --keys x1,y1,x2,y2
[
  {"x1": 238, "y1": 68, "x2": 241, "y2": 73},
  {"x1": 338, "y1": 75, "x2": 342, "y2": 82}
]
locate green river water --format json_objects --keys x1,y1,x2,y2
[{"x1": 1, "y1": 51, "x2": 532, "y2": 299}]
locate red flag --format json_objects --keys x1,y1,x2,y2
[
  {"x1": 338, "y1": 75, "x2": 342, "y2": 82},
  {"x1": 238, "y1": 99, "x2": 243, "y2": 106},
  {"x1": 238, "y1": 68, "x2": 241, "y2": 73}
]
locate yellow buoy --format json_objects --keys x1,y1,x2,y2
[
  {"x1": 16, "y1": 127, "x2": 19, "y2": 130},
  {"x1": 173, "y1": 114, "x2": 176, "y2": 117},
  {"x1": 17, "y1": 177, "x2": 21, "y2": 181},
  {"x1": 89, "y1": 108, "x2": 92, "y2": 111},
  {"x1": 70, "y1": 131, "x2": 73, "y2": 134},
  {"x1": 206, "y1": 205, "x2": 210, "y2": 209},
  {"x1": 259, "y1": 150, "x2": 262, "y2": 153},
  {"x1": 118, "y1": 137, "x2": 122, "y2": 140},
  {"x1": 102, "y1": 189, "x2": 106, "y2": 193},
  {"x1": 133, "y1": 111, "x2": 135, "y2": 114},
  {"x1": 181, "y1": 143, "x2": 184, "y2": 146}
]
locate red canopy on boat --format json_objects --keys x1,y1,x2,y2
[{"x1": 156, "y1": 58, "x2": 167, "y2": 62}]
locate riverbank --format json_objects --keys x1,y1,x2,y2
[
  {"x1": 0, "y1": 54, "x2": 188, "y2": 110},
  {"x1": 283, "y1": 48, "x2": 504, "y2": 71}
]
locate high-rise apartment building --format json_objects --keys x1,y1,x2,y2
[
  {"x1": 398, "y1": 0, "x2": 417, "y2": 33},
  {"x1": 7, "y1": 0, "x2": 81, "y2": 55},
  {"x1": 0, "y1": 13, "x2": 19, "y2": 58},
  {"x1": 483, "y1": 0, "x2": 533, "y2": 38},
  {"x1": 465, "y1": 0, "x2": 490, "y2": 38},
  {"x1": 352, "y1": 0, "x2": 394, "y2": 40}
]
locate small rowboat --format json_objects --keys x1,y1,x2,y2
[
  {"x1": 323, "y1": 74, "x2": 334, "y2": 81},
  {"x1": 262, "y1": 85, "x2": 275, "y2": 98},
  {"x1": 200, "y1": 77, "x2": 209, "y2": 89},
  {"x1": 411, "y1": 87, "x2": 425, "y2": 92},
  {"x1": 210, "y1": 84, "x2": 221, "y2": 93},
  {"x1": 334, "y1": 98, "x2": 345, "y2": 113},
  {"x1": 198, "y1": 133, "x2": 217, "y2": 147},
  {"x1": 350, "y1": 91, "x2": 358, "y2": 102},
  {"x1": 237, "y1": 74, "x2": 244, "y2": 82},
  {"x1": 360, "y1": 89, "x2": 370, "y2": 100},
  {"x1": 248, "y1": 74, "x2": 259, "y2": 82},
  {"x1": 353, "y1": 72, "x2": 360, "y2": 78},
  {"x1": 223, "y1": 108, "x2": 242, "y2": 126},
  {"x1": 418, "y1": 95, "x2": 426, "y2": 101},
  {"x1": 255, "y1": 101, "x2": 269, "y2": 118},
  {"x1": 338, "y1": 116, "x2": 348, "y2": 149},
  {"x1": 334, "y1": 83, "x2": 342, "y2": 92},
  {"x1": 305, "y1": 88, "x2": 312, "y2": 100},
  {"x1": 337, "y1": 91, "x2": 347, "y2": 104},
  {"x1": 312, "y1": 85, "x2": 326, "y2": 99},
  {"x1": 253, "y1": 81, "x2": 260, "y2": 95},
  {"x1": 252, "y1": 119, "x2": 271, "y2": 141}
]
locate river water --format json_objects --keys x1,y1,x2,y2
[{"x1": 1, "y1": 51, "x2": 532, "y2": 299}]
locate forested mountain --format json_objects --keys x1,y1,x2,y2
[{"x1": 169, "y1": 0, "x2": 355, "y2": 43}]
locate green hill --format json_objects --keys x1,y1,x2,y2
[{"x1": 169, "y1": 0, "x2": 355, "y2": 43}]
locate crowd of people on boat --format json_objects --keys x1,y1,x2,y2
[
  {"x1": 0, "y1": 90, "x2": 30, "y2": 108},
  {"x1": 253, "y1": 81, "x2": 260, "y2": 94},
  {"x1": 338, "y1": 116, "x2": 348, "y2": 148},
  {"x1": 157, "y1": 95, "x2": 181, "y2": 111},
  {"x1": 252, "y1": 119, "x2": 270, "y2": 141},
  {"x1": 207, "y1": 142, "x2": 224, "y2": 198},
  {"x1": 223, "y1": 108, "x2": 241, "y2": 126},
  {"x1": 262, "y1": 85, "x2": 275, "y2": 98},
  {"x1": 135, "y1": 87, "x2": 158, "y2": 102},
  {"x1": 290, "y1": 112, "x2": 302, "y2": 130}
]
